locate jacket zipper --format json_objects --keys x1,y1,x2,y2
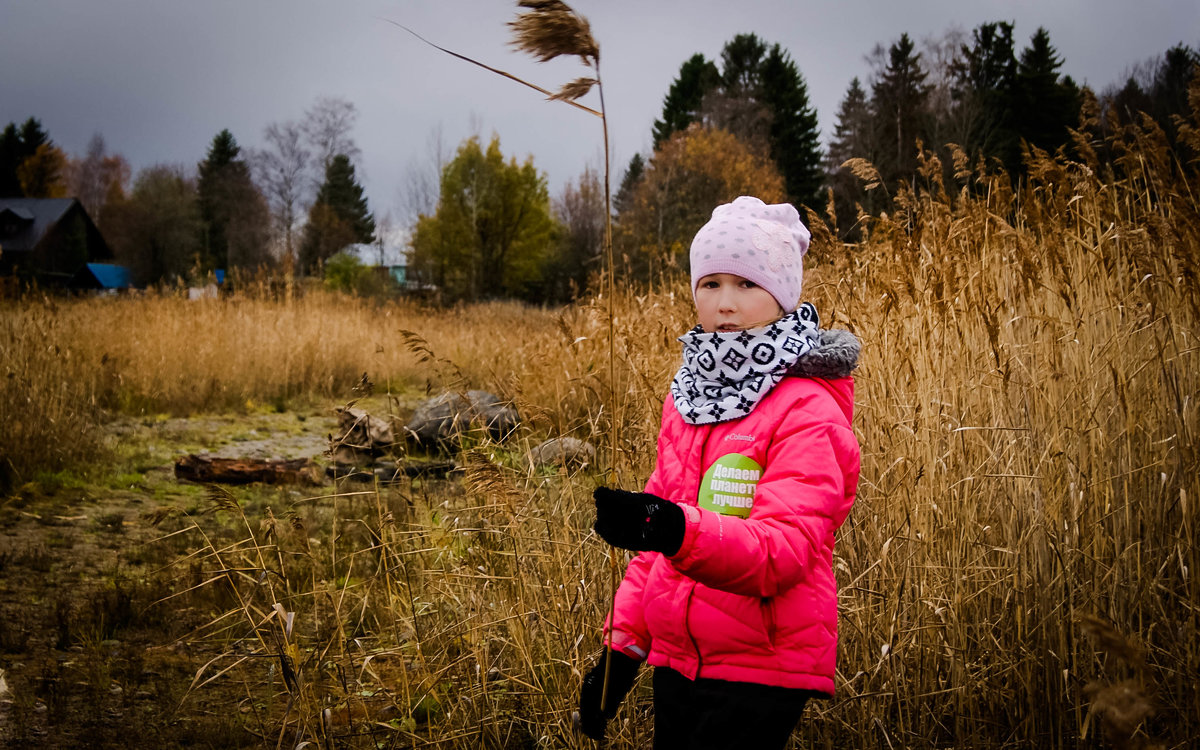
[{"x1": 683, "y1": 421, "x2": 712, "y2": 678}]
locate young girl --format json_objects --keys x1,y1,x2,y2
[{"x1": 577, "y1": 196, "x2": 861, "y2": 749}]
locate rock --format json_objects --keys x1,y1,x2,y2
[
  {"x1": 526, "y1": 437, "x2": 596, "y2": 469},
  {"x1": 403, "y1": 390, "x2": 519, "y2": 449},
  {"x1": 331, "y1": 407, "x2": 395, "y2": 464}
]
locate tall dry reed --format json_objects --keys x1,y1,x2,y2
[{"x1": 6, "y1": 72, "x2": 1200, "y2": 750}]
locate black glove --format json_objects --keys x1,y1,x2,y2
[
  {"x1": 593, "y1": 487, "x2": 685, "y2": 555},
  {"x1": 578, "y1": 649, "x2": 640, "y2": 740}
]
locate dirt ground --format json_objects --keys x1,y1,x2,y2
[{"x1": 0, "y1": 403, "x2": 350, "y2": 748}]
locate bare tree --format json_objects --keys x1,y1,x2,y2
[
  {"x1": 252, "y1": 120, "x2": 310, "y2": 265},
  {"x1": 400, "y1": 124, "x2": 449, "y2": 227},
  {"x1": 302, "y1": 95, "x2": 360, "y2": 173},
  {"x1": 65, "y1": 133, "x2": 130, "y2": 231}
]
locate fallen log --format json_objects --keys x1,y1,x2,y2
[
  {"x1": 175, "y1": 454, "x2": 322, "y2": 486},
  {"x1": 326, "y1": 460, "x2": 460, "y2": 483}
]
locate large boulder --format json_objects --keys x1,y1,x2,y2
[
  {"x1": 403, "y1": 390, "x2": 519, "y2": 449},
  {"x1": 526, "y1": 437, "x2": 596, "y2": 470}
]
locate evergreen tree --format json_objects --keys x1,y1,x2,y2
[
  {"x1": 1151, "y1": 44, "x2": 1200, "y2": 144},
  {"x1": 0, "y1": 117, "x2": 51, "y2": 197},
  {"x1": 300, "y1": 154, "x2": 374, "y2": 272},
  {"x1": 720, "y1": 33, "x2": 769, "y2": 95},
  {"x1": 613, "y1": 153, "x2": 645, "y2": 218},
  {"x1": 1015, "y1": 28, "x2": 1080, "y2": 157},
  {"x1": 1108, "y1": 77, "x2": 1155, "y2": 126},
  {"x1": 651, "y1": 35, "x2": 823, "y2": 211},
  {"x1": 197, "y1": 129, "x2": 270, "y2": 270},
  {"x1": 828, "y1": 78, "x2": 873, "y2": 166},
  {"x1": 759, "y1": 43, "x2": 823, "y2": 210},
  {"x1": 953, "y1": 22, "x2": 1018, "y2": 170},
  {"x1": 827, "y1": 78, "x2": 875, "y2": 238},
  {"x1": 872, "y1": 33, "x2": 930, "y2": 189},
  {"x1": 652, "y1": 54, "x2": 721, "y2": 150}
]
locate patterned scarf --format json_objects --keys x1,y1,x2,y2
[{"x1": 670, "y1": 304, "x2": 820, "y2": 425}]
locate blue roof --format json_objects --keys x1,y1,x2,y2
[{"x1": 86, "y1": 263, "x2": 131, "y2": 289}]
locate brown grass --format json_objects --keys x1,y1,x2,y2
[{"x1": 3, "y1": 87, "x2": 1200, "y2": 748}]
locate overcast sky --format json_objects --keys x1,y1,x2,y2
[{"x1": 2, "y1": 0, "x2": 1197, "y2": 227}]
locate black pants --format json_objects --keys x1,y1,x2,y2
[{"x1": 651, "y1": 667, "x2": 813, "y2": 750}]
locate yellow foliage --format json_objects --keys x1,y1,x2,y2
[{"x1": 616, "y1": 125, "x2": 786, "y2": 283}]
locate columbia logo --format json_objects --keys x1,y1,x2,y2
[{"x1": 725, "y1": 434, "x2": 754, "y2": 442}]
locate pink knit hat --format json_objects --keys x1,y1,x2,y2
[{"x1": 689, "y1": 196, "x2": 811, "y2": 312}]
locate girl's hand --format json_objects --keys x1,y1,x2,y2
[
  {"x1": 577, "y1": 649, "x2": 640, "y2": 740},
  {"x1": 593, "y1": 487, "x2": 685, "y2": 555}
]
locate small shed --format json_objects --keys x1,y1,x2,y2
[{"x1": 0, "y1": 198, "x2": 113, "y2": 286}]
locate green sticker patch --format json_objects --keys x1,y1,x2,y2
[{"x1": 697, "y1": 453, "x2": 763, "y2": 518}]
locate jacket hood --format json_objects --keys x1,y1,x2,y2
[
  {"x1": 787, "y1": 328, "x2": 859, "y2": 379},
  {"x1": 787, "y1": 328, "x2": 858, "y2": 421}
]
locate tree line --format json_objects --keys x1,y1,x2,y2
[
  {"x1": 3, "y1": 24, "x2": 1196, "y2": 300},
  {"x1": 408, "y1": 25, "x2": 1198, "y2": 302},
  {"x1": 1, "y1": 96, "x2": 375, "y2": 287}
]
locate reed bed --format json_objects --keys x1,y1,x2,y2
[{"x1": 3, "y1": 96, "x2": 1199, "y2": 747}]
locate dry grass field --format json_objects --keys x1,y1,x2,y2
[{"x1": 2, "y1": 106, "x2": 1198, "y2": 747}]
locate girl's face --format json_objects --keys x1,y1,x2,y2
[{"x1": 695, "y1": 273, "x2": 785, "y2": 333}]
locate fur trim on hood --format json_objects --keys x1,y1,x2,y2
[{"x1": 788, "y1": 328, "x2": 860, "y2": 379}]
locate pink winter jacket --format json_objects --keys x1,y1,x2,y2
[{"x1": 605, "y1": 369, "x2": 859, "y2": 695}]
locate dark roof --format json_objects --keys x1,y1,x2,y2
[{"x1": 0, "y1": 198, "x2": 78, "y2": 253}]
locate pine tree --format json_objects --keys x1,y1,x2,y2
[
  {"x1": 651, "y1": 35, "x2": 823, "y2": 211},
  {"x1": 613, "y1": 153, "x2": 645, "y2": 218},
  {"x1": 720, "y1": 33, "x2": 769, "y2": 95},
  {"x1": 0, "y1": 117, "x2": 52, "y2": 197},
  {"x1": 1150, "y1": 44, "x2": 1200, "y2": 144},
  {"x1": 827, "y1": 78, "x2": 875, "y2": 238},
  {"x1": 1015, "y1": 28, "x2": 1080, "y2": 157},
  {"x1": 300, "y1": 154, "x2": 374, "y2": 272},
  {"x1": 872, "y1": 33, "x2": 930, "y2": 189},
  {"x1": 759, "y1": 43, "x2": 823, "y2": 211},
  {"x1": 954, "y1": 22, "x2": 1018, "y2": 170},
  {"x1": 652, "y1": 54, "x2": 720, "y2": 150},
  {"x1": 197, "y1": 129, "x2": 270, "y2": 271}
]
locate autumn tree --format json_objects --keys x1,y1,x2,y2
[
  {"x1": 409, "y1": 135, "x2": 556, "y2": 303},
  {"x1": 299, "y1": 154, "x2": 374, "y2": 272},
  {"x1": 197, "y1": 129, "x2": 271, "y2": 271},
  {"x1": 106, "y1": 164, "x2": 203, "y2": 286},
  {"x1": 616, "y1": 125, "x2": 786, "y2": 283},
  {"x1": 653, "y1": 35, "x2": 822, "y2": 212},
  {"x1": 17, "y1": 143, "x2": 68, "y2": 198},
  {"x1": 65, "y1": 133, "x2": 131, "y2": 233}
]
